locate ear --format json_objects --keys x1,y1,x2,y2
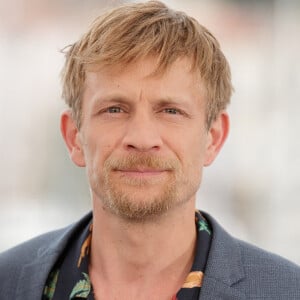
[
  {"x1": 203, "y1": 111, "x2": 229, "y2": 166},
  {"x1": 60, "y1": 110, "x2": 86, "y2": 167}
]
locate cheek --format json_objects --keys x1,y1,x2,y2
[
  {"x1": 81, "y1": 133, "x2": 102, "y2": 168},
  {"x1": 179, "y1": 137, "x2": 208, "y2": 184},
  {"x1": 83, "y1": 134, "x2": 121, "y2": 175},
  {"x1": 183, "y1": 132, "x2": 207, "y2": 163}
]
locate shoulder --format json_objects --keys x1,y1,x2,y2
[
  {"x1": 237, "y1": 238, "x2": 300, "y2": 283},
  {"x1": 235, "y1": 238, "x2": 300, "y2": 299},
  {"x1": 0, "y1": 212, "x2": 92, "y2": 297},
  {"x1": 237, "y1": 236, "x2": 300, "y2": 271},
  {"x1": 202, "y1": 211, "x2": 300, "y2": 299},
  {"x1": 0, "y1": 228, "x2": 66, "y2": 297},
  {"x1": 0, "y1": 226, "x2": 66, "y2": 270}
]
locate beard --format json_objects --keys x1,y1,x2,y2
[{"x1": 89, "y1": 154, "x2": 199, "y2": 222}]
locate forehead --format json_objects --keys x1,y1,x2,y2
[{"x1": 83, "y1": 57, "x2": 206, "y2": 105}]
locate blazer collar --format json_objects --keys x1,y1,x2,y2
[
  {"x1": 14, "y1": 211, "x2": 244, "y2": 299},
  {"x1": 15, "y1": 212, "x2": 93, "y2": 300},
  {"x1": 199, "y1": 212, "x2": 246, "y2": 299}
]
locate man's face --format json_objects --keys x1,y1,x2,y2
[{"x1": 64, "y1": 57, "x2": 227, "y2": 221}]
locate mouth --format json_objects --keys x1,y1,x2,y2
[{"x1": 113, "y1": 168, "x2": 170, "y2": 178}]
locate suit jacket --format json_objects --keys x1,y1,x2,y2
[{"x1": 0, "y1": 211, "x2": 299, "y2": 299}]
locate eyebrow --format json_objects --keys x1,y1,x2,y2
[
  {"x1": 91, "y1": 94, "x2": 194, "y2": 110},
  {"x1": 152, "y1": 97, "x2": 195, "y2": 112},
  {"x1": 154, "y1": 97, "x2": 189, "y2": 106},
  {"x1": 91, "y1": 94, "x2": 132, "y2": 107}
]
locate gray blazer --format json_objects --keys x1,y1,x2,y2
[{"x1": 0, "y1": 211, "x2": 299, "y2": 299}]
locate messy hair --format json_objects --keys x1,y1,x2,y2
[{"x1": 61, "y1": 0, "x2": 233, "y2": 129}]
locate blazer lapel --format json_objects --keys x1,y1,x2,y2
[
  {"x1": 15, "y1": 249, "x2": 59, "y2": 300},
  {"x1": 199, "y1": 212, "x2": 246, "y2": 300},
  {"x1": 14, "y1": 212, "x2": 93, "y2": 300},
  {"x1": 200, "y1": 277, "x2": 246, "y2": 300}
]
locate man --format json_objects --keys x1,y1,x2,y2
[{"x1": 0, "y1": 1, "x2": 299, "y2": 299}]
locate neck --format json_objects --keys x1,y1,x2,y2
[{"x1": 89, "y1": 197, "x2": 197, "y2": 299}]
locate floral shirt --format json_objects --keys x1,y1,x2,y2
[{"x1": 42, "y1": 211, "x2": 212, "y2": 300}]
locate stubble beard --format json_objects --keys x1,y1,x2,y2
[{"x1": 90, "y1": 154, "x2": 199, "y2": 222}]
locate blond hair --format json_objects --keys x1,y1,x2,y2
[{"x1": 62, "y1": 0, "x2": 233, "y2": 129}]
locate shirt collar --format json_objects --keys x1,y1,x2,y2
[{"x1": 43, "y1": 210, "x2": 212, "y2": 300}]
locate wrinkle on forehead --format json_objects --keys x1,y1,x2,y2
[{"x1": 83, "y1": 57, "x2": 206, "y2": 110}]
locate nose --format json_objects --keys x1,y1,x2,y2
[{"x1": 122, "y1": 111, "x2": 163, "y2": 152}]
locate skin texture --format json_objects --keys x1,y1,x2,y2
[{"x1": 61, "y1": 57, "x2": 229, "y2": 299}]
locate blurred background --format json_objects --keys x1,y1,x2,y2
[{"x1": 0, "y1": 0, "x2": 299, "y2": 264}]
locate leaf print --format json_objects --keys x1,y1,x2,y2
[
  {"x1": 198, "y1": 219, "x2": 211, "y2": 235},
  {"x1": 182, "y1": 271, "x2": 204, "y2": 288},
  {"x1": 43, "y1": 269, "x2": 59, "y2": 299},
  {"x1": 77, "y1": 224, "x2": 93, "y2": 268},
  {"x1": 69, "y1": 272, "x2": 91, "y2": 299}
]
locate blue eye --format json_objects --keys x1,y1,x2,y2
[
  {"x1": 107, "y1": 107, "x2": 122, "y2": 113},
  {"x1": 164, "y1": 108, "x2": 180, "y2": 114}
]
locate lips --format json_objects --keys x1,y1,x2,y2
[
  {"x1": 115, "y1": 167, "x2": 166, "y2": 172},
  {"x1": 115, "y1": 168, "x2": 167, "y2": 175},
  {"x1": 113, "y1": 167, "x2": 169, "y2": 180}
]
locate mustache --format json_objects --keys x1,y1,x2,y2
[{"x1": 104, "y1": 154, "x2": 180, "y2": 171}]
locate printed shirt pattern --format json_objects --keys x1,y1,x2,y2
[{"x1": 42, "y1": 210, "x2": 212, "y2": 300}]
